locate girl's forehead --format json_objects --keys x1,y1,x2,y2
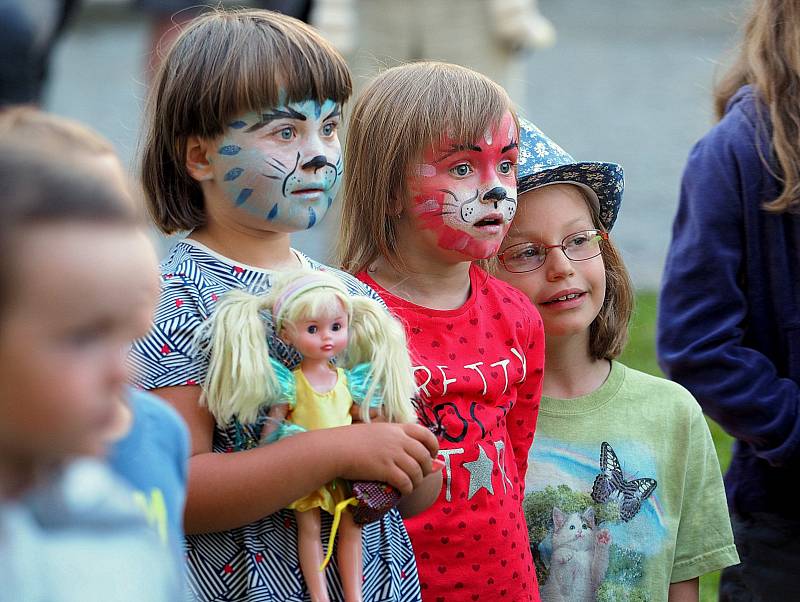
[
  {"x1": 229, "y1": 98, "x2": 340, "y2": 129},
  {"x1": 423, "y1": 113, "x2": 518, "y2": 161},
  {"x1": 512, "y1": 185, "x2": 594, "y2": 234},
  {"x1": 439, "y1": 112, "x2": 515, "y2": 145}
]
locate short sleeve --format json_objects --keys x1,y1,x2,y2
[
  {"x1": 345, "y1": 364, "x2": 382, "y2": 408},
  {"x1": 671, "y1": 400, "x2": 740, "y2": 582}
]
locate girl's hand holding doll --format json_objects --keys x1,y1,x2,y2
[{"x1": 200, "y1": 269, "x2": 439, "y2": 601}]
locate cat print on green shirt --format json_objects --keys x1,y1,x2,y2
[{"x1": 525, "y1": 440, "x2": 661, "y2": 602}]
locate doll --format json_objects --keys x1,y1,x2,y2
[{"x1": 199, "y1": 269, "x2": 417, "y2": 602}]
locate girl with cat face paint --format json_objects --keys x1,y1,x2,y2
[
  {"x1": 132, "y1": 9, "x2": 439, "y2": 602},
  {"x1": 494, "y1": 120, "x2": 738, "y2": 602},
  {"x1": 340, "y1": 62, "x2": 546, "y2": 602}
]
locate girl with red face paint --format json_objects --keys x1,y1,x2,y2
[{"x1": 340, "y1": 61, "x2": 546, "y2": 602}]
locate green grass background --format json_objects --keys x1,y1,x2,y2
[{"x1": 619, "y1": 291, "x2": 733, "y2": 601}]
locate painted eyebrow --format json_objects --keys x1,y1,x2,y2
[
  {"x1": 324, "y1": 105, "x2": 341, "y2": 120},
  {"x1": 501, "y1": 141, "x2": 519, "y2": 154},
  {"x1": 245, "y1": 107, "x2": 308, "y2": 133},
  {"x1": 434, "y1": 143, "x2": 482, "y2": 163}
]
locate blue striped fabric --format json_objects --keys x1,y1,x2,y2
[{"x1": 129, "y1": 239, "x2": 421, "y2": 602}]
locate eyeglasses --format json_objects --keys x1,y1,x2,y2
[{"x1": 498, "y1": 230, "x2": 608, "y2": 273}]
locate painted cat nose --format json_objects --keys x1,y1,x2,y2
[
  {"x1": 302, "y1": 155, "x2": 328, "y2": 171},
  {"x1": 482, "y1": 186, "x2": 507, "y2": 203}
]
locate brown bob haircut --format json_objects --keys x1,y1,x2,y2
[
  {"x1": 338, "y1": 61, "x2": 517, "y2": 274},
  {"x1": 141, "y1": 8, "x2": 352, "y2": 234}
]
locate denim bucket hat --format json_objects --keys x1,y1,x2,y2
[{"x1": 517, "y1": 118, "x2": 624, "y2": 231}]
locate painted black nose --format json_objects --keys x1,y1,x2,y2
[
  {"x1": 303, "y1": 155, "x2": 328, "y2": 170},
  {"x1": 482, "y1": 186, "x2": 507, "y2": 203}
]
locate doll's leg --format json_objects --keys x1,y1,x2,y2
[
  {"x1": 337, "y1": 511, "x2": 363, "y2": 602},
  {"x1": 295, "y1": 508, "x2": 330, "y2": 602}
]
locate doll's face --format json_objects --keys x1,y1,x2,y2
[
  {"x1": 209, "y1": 98, "x2": 342, "y2": 232},
  {"x1": 404, "y1": 111, "x2": 518, "y2": 260},
  {"x1": 282, "y1": 301, "x2": 350, "y2": 363}
]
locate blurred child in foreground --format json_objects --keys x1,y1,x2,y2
[{"x1": 0, "y1": 109, "x2": 182, "y2": 600}]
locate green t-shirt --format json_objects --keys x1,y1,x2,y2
[{"x1": 524, "y1": 361, "x2": 738, "y2": 602}]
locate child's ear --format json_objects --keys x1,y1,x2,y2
[
  {"x1": 185, "y1": 136, "x2": 214, "y2": 182},
  {"x1": 389, "y1": 184, "x2": 405, "y2": 217}
]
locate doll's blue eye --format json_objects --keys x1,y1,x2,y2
[
  {"x1": 307, "y1": 325, "x2": 318, "y2": 334},
  {"x1": 332, "y1": 322, "x2": 342, "y2": 331}
]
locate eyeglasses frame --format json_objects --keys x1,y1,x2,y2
[{"x1": 498, "y1": 229, "x2": 609, "y2": 273}]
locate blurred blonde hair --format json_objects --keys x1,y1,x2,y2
[
  {"x1": 200, "y1": 269, "x2": 416, "y2": 425},
  {"x1": 141, "y1": 7, "x2": 352, "y2": 234},
  {"x1": 714, "y1": 0, "x2": 800, "y2": 213},
  {"x1": 338, "y1": 61, "x2": 516, "y2": 274}
]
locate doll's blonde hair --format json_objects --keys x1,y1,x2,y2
[
  {"x1": 201, "y1": 270, "x2": 416, "y2": 425},
  {"x1": 338, "y1": 61, "x2": 517, "y2": 274}
]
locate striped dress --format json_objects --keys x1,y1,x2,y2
[{"x1": 129, "y1": 238, "x2": 421, "y2": 602}]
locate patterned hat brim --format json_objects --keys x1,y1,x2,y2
[{"x1": 517, "y1": 161, "x2": 624, "y2": 231}]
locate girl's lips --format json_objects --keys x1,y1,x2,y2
[
  {"x1": 472, "y1": 212, "x2": 506, "y2": 228},
  {"x1": 539, "y1": 289, "x2": 587, "y2": 309},
  {"x1": 471, "y1": 213, "x2": 508, "y2": 237}
]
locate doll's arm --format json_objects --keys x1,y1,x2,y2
[
  {"x1": 345, "y1": 363, "x2": 383, "y2": 422},
  {"x1": 154, "y1": 384, "x2": 440, "y2": 534},
  {"x1": 260, "y1": 403, "x2": 291, "y2": 442},
  {"x1": 350, "y1": 405, "x2": 383, "y2": 422}
]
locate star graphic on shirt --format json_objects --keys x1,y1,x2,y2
[{"x1": 464, "y1": 444, "x2": 494, "y2": 499}]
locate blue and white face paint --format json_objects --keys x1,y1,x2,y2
[{"x1": 211, "y1": 98, "x2": 343, "y2": 232}]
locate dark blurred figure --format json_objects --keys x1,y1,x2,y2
[
  {"x1": 0, "y1": 0, "x2": 80, "y2": 106},
  {"x1": 658, "y1": 0, "x2": 800, "y2": 599}
]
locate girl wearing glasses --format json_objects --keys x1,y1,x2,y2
[{"x1": 494, "y1": 120, "x2": 738, "y2": 602}]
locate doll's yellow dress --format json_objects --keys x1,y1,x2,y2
[
  {"x1": 286, "y1": 366, "x2": 353, "y2": 514},
  {"x1": 266, "y1": 357, "x2": 378, "y2": 514}
]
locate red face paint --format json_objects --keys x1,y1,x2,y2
[{"x1": 409, "y1": 112, "x2": 518, "y2": 259}]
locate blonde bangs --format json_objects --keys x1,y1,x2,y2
[{"x1": 280, "y1": 288, "x2": 352, "y2": 331}]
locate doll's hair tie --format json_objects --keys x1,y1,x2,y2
[{"x1": 273, "y1": 273, "x2": 348, "y2": 330}]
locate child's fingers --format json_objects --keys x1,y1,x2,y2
[
  {"x1": 395, "y1": 453, "x2": 425, "y2": 490},
  {"x1": 386, "y1": 466, "x2": 415, "y2": 497},
  {"x1": 402, "y1": 423, "x2": 440, "y2": 459}
]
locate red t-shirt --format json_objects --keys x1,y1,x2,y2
[{"x1": 358, "y1": 265, "x2": 544, "y2": 602}]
